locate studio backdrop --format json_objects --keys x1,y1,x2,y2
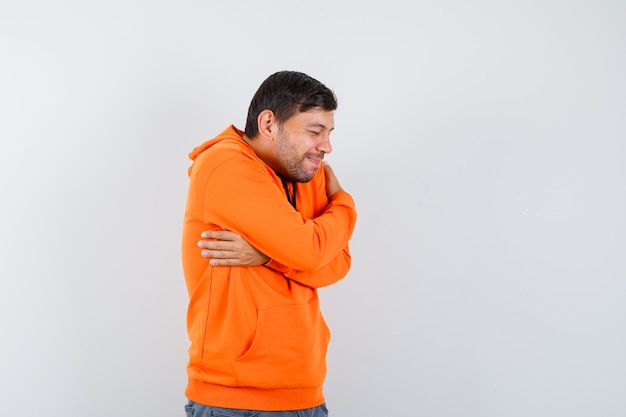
[{"x1": 1, "y1": 1, "x2": 625, "y2": 416}]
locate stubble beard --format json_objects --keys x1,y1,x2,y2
[{"x1": 275, "y1": 132, "x2": 321, "y2": 183}]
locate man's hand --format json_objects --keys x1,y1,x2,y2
[
  {"x1": 198, "y1": 229, "x2": 270, "y2": 266},
  {"x1": 324, "y1": 162, "x2": 345, "y2": 199}
]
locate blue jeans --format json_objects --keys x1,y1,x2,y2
[{"x1": 184, "y1": 400, "x2": 329, "y2": 417}]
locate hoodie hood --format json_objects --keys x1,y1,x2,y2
[{"x1": 188, "y1": 125, "x2": 246, "y2": 176}]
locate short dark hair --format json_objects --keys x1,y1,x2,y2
[{"x1": 244, "y1": 71, "x2": 338, "y2": 138}]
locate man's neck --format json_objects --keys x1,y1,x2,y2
[{"x1": 243, "y1": 134, "x2": 276, "y2": 172}]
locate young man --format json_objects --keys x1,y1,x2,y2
[{"x1": 181, "y1": 71, "x2": 357, "y2": 416}]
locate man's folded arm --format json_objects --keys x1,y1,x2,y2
[
  {"x1": 201, "y1": 158, "x2": 357, "y2": 271},
  {"x1": 264, "y1": 244, "x2": 351, "y2": 288}
]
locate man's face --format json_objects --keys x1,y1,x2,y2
[{"x1": 274, "y1": 108, "x2": 334, "y2": 182}]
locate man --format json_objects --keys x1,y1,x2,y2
[{"x1": 181, "y1": 71, "x2": 357, "y2": 416}]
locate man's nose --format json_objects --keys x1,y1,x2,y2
[{"x1": 317, "y1": 135, "x2": 332, "y2": 154}]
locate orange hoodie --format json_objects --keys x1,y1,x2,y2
[{"x1": 181, "y1": 125, "x2": 357, "y2": 411}]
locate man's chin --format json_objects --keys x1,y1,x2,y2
[
  {"x1": 296, "y1": 171, "x2": 316, "y2": 183},
  {"x1": 281, "y1": 165, "x2": 318, "y2": 183}
]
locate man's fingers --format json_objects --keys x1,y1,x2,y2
[
  {"x1": 201, "y1": 249, "x2": 234, "y2": 259},
  {"x1": 200, "y1": 230, "x2": 238, "y2": 241},
  {"x1": 210, "y1": 258, "x2": 239, "y2": 266},
  {"x1": 198, "y1": 238, "x2": 238, "y2": 250},
  {"x1": 198, "y1": 228, "x2": 267, "y2": 267},
  {"x1": 198, "y1": 240, "x2": 220, "y2": 249}
]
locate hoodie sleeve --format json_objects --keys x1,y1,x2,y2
[
  {"x1": 196, "y1": 152, "x2": 357, "y2": 272},
  {"x1": 264, "y1": 242, "x2": 352, "y2": 288}
]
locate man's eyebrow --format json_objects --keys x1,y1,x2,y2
[{"x1": 306, "y1": 122, "x2": 334, "y2": 131}]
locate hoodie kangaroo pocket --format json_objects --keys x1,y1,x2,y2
[{"x1": 231, "y1": 300, "x2": 330, "y2": 389}]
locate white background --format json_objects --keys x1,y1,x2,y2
[{"x1": 1, "y1": 1, "x2": 625, "y2": 416}]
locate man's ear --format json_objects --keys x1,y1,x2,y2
[{"x1": 257, "y1": 109, "x2": 277, "y2": 141}]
